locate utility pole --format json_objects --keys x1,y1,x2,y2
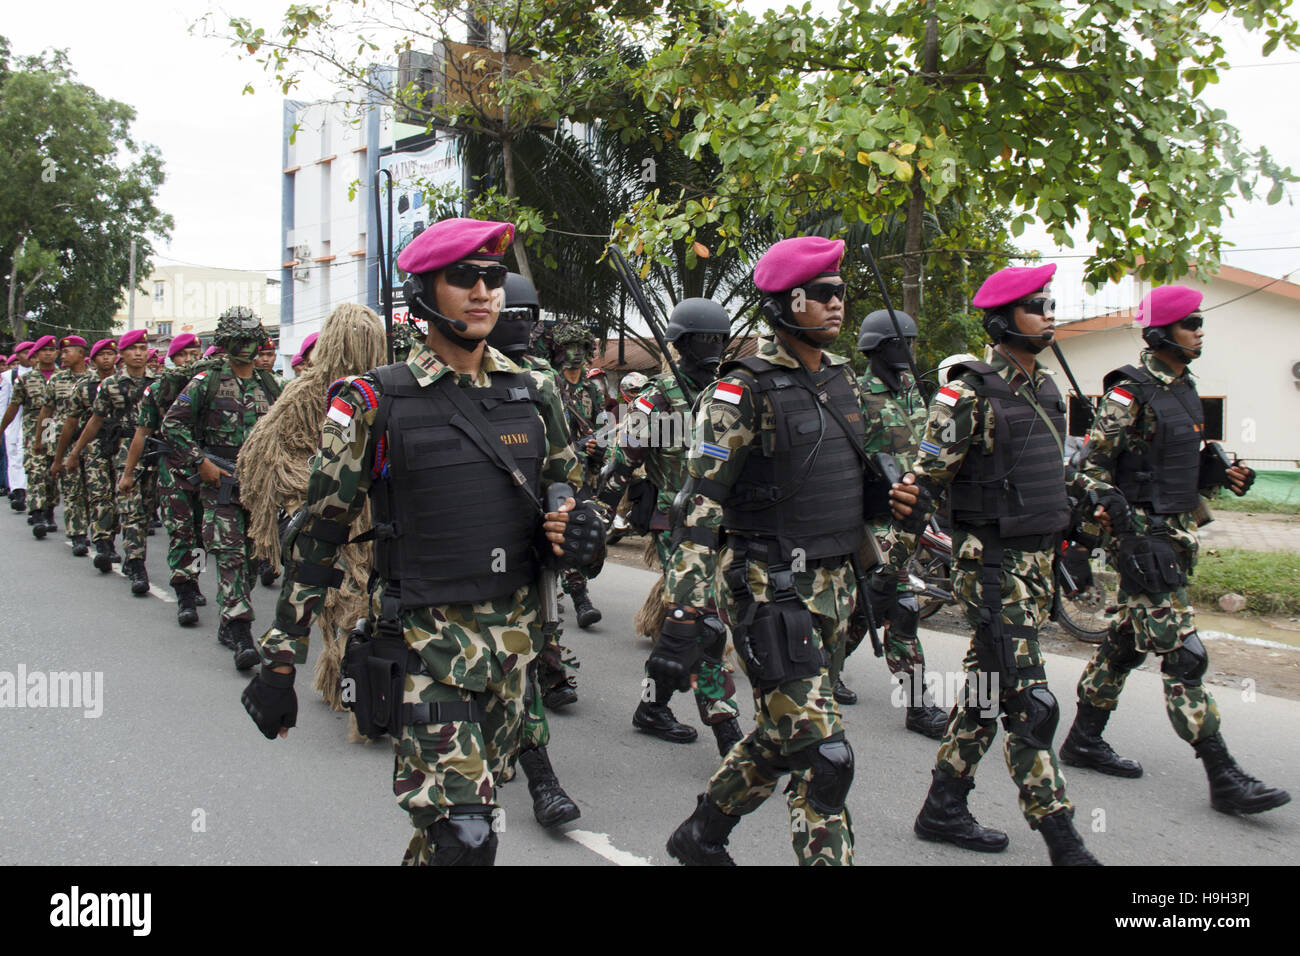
[{"x1": 127, "y1": 238, "x2": 137, "y2": 331}]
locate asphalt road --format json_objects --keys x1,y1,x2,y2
[{"x1": 2, "y1": 505, "x2": 1297, "y2": 866}]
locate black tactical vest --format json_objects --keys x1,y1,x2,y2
[
  {"x1": 370, "y1": 362, "x2": 546, "y2": 608},
  {"x1": 720, "y1": 356, "x2": 865, "y2": 561},
  {"x1": 947, "y1": 361, "x2": 1070, "y2": 539},
  {"x1": 1104, "y1": 363, "x2": 1203, "y2": 515}
]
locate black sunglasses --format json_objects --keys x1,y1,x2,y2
[
  {"x1": 1018, "y1": 296, "x2": 1055, "y2": 315},
  {"x1": 1178, "y1": 313, "x2": 1204, "y2": 331},
  {"x1": 799, "y1": 282, "x2": 847, "y2": 304},
  {"x1": 445, "y1": 262, "x2": 509, "y2": 290}
]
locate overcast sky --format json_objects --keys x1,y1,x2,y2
[{"x1": 5, "y1": 1, "x2": 1299, "y2": 319}]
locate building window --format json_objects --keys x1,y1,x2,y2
[
  {"x1": 154, "y1": 281, "x2": 166, "y2": 303},
  {"x1": 1068, "y1": 395, "x2": 1099, "y2": 438},
  {"x1": 1201, "y1": 397, "x2": 1224, "y2": 442},
  {"x1": 156, "y1": 321, "x2": 172, "y2": 337}
]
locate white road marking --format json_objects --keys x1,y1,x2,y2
[{"x1": 564, "y1": 829, "x2": 653, "y2": 866}]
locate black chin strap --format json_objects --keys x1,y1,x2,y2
[{"x1": 432, "y1": 315, "x2": 486, "y2": 352}]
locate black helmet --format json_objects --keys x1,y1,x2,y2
[
  {"x1": 666, "y1": 298, "x2": 730, "y2": 341},
  {"x1": 856, "y1": 309, "x2": 917, "y2": 354},
  {"x1": 502, "y1": 273, "x2": 540, "y2": 319}
]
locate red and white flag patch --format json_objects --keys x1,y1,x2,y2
[
  {"x1": 713, "y1": 382, "x2": 744, "y2": 405},
  {"x1": 635, "y1": 395, "x2": 655, "y2": 415},
  {"x1": 935, "y1": 386, "x2": 960, "y2": 408},
  {"x1": 1110, "y1": 387, "x2": 1133, "y2": 407},
  {"x1": 327, "y1": 397, "x2": 355, "y2": 427}
]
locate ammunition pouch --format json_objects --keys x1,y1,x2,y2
[
  {"x1": 1116, "y1": 534, "x2": 1187, "y2": 595},
  {"x1": 725, "y1": 540, "x2": 824, "y2": 691}
]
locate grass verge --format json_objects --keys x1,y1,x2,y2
[
  {"x1": 1209, "y1": 494, "x2": 1300, "y2": 515},
  {"x1": 1191, "y1": 548, "x2": 1300, "y2": 616}
]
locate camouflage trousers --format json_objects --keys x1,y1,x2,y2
[
  {"x1": 160, "y1": 465, "x2": 204, "y2": 587},
  {"x1": 199, "y1": 485, "x2": 254, "y2": 622},
  {"x1": 1076, "y1": 580, "x2": 1220, "y2": 745},
  {"x1": 23, "y1": 432, "x2": 58, "y2": 513},
  {"x1": 114, "y1": 449, "x2": 153, "y2": 562},
  {"x1": 58, "y1": 459, "x2": 91, "y2": 538},
  {"x1": 936, "y1": 550, "x2": 1071, "y2": 828},
  {"x1": 86, "y1": 450, "x2": 119, "y2": 543},
  {"x1": 652, "y1": 530, "x2": 740, "y2": 725},
  {"x1": 393, "y1": 595, "x2": 542, "y2": 865}
]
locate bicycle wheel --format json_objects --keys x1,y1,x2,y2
[{"x1": 1053, "y1": 560, "x2": 1116, "y2": 644}]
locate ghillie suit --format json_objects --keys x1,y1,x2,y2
[{"x1": 237, "y1": 304, "x2": 387, "y2": 714}]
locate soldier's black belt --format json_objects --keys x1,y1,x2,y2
[
  {"x1": 731, "y1": 535, "x2": 851, "y2": 571},
  {"x1": 404, "y1": 700, "x2": 485, "y2": 725},
  {"x1": 964, "y1": 526, "x2": 1056, "y2": 554},
  {"x1": 204, "y1": 444, "x2": 241, "y2": 460}
]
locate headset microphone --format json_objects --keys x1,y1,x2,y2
[{"x1": 414, "y1": 292, "x2": 468, "y2": 332}]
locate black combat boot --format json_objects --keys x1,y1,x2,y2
[
  {"x1": 175, "y1": 582, "x2": 199, "y2": 627},
  {"x1": 258, "y1": 559, "x2": 279, "y2": 588},
  {"x1": 901, "y1": 669, "x2": 949, "y2": 739},
  {"x1": 833, "y1": 677, "x2": 857, "y2": 706},
  {"x1": 10, "y1": 488, "x2": 26, "y2": 512},
  {"x1": 71, "y1": 534, "x2": 89, "y2": 557},
  {"x1": 517, "y1": 745, "x2": 581, "y2": 828},
  {"x1": 633, "y1": 699, "x2": 698, "y2": 744},
  {"x1": 1193, "y1": 733, "x2": 1292, "y2": 815},
  {"x1": 27, "y1": 505, "x2": 40, "y2": 526},
  {"x1": 194, "y1": 586, "x2": 207, "y2": 607},
  {"x1": 1061, "y1": 700, "x2": 1143, "y2": 778},
  {"x1": 44, "y1": 510, "x2": 57, "y2": 534},
  {"x1": 569, "y1": 579, "x2": 602, "y2": 629},
  {"x1": 230, "y1": 619, "x2": 261, "y2": 670},
  {"x1": 1037, "y1": 810, "x2": 1102, "y2": 865},
  {"x1": 125, "y1": 558, "x2": 150, "y2": 596},
  {"x1": 667, "y1": 793, "x2": 739, "y2": 866},
  {"x1": 427, "y1": 807, "x2": 498, "y2": 866},
  {"x1": 32, "y1": 509, "x2": 49, "y2": 538},
  {"x1": 92, "y1": 539, "x2": 114, "y2": 573},
  {"x1": 108, "y1": 543, "x2": 122, "y2": 564},
  {"x1": 536, "y1": 646, "x2": 577, "y2": 710},
  {"x1": 914, "y1": 767, "x2": 1009, "y2": 853},
  {"x1": 710, "y1": 717, "x2": 744, "y2": 757},
  {"x1": 217, "y1": 619, "x2": 237, "y2": 650}
]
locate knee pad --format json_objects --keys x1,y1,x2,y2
[
  {"x1": 887, "y1": 593, "x2": 920, "y2": 641},
  {"x1": 1160, "y1": 632, "x2": 1208, "y2": 686},
  {"x1": 1100, "y1": 625, "x2": 1146, "y2": 674},
  {"x1": 1003, "y1": 685, "x2": 1060, "y2": 751},
  {"x1": 796, "y1": 734, "x2": 855, "y2": 815},
  {"x1": 427, "y1": 807, "x2": 498, "y2": 866}
]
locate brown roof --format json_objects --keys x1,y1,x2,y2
[{"x1": 593, "y1": 335, "x2": 759, "y2": 374}]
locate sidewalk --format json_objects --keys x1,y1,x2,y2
[{"x1": 1199, "y1": 510, "x2": 1300, "y2": 553}]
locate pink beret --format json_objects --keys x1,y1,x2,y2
[
  {"x1": 14, "y1": 340, "x2": 34, "y2": 354},
  {"x1": 753, "y1": 236, "x2": 846, "y2": 293},
  {"x1": 396, "y1": 217, "x2": 515, "y2": 276},
  {"x1": 60, "y1": 335, "x2": 88, "y2": 349},
  {"x1": 167, "y1": 333, "x2": 199, "y2": 358},
  {"x1": 290, "y1": 352, "x2": 305, "y2": 369},
  {"x1": 1136, "y1": 285, "x2": 1202, "y2": 329},
  {"x1": 972, "y1": 264, "x2": 1057, "y2": 309},
  {"x1": 117, "y1": 329, "x2": 147, "y2": 350},
  {"x1": 203, "y1": 345, "x2": 224, "y2": 358},
  {"x1": 89, "y1": 338, "x2": 118, "y2": 359},
  {"x1": 30, "y1": 335, "x2": 57, "y2": 352},
  {"x1": 298, "y1": 332, "x2": 318, "y2": 357},
  {"x1": 147, "y1": 349, "x2": 160, "y2": 361}
]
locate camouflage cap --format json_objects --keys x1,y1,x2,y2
[{"x1": 213, "y1": 305, "x2": 267, "y2": 353}]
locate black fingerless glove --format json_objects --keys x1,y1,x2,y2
[
  {"x1": 559, "y1": 499, "x2": 606, "y2": 569},
  {"x1": 895, "y1": 479, "x2": 935, "y2": 534},
  {"x1": 242, "y1": 665, "x2": 298, "y2": 740}
]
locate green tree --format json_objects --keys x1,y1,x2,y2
[{"x1": 0, "y1": 39, "x2": 172, "y2": 341}]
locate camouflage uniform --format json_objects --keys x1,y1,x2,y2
[
  {"x1": 91, "y1": 371, "x2": 155, "y2": 561},
  {"x1": 66, "y1": 373, "x2": 118, "y2": 545},
  {"x1": 857, "y1": 367, "x2": 931, "y2": 685},
  {"x1": 604, "y1": 370, "x2": 741, "y2": 727},
  {"x1": 881, "y1": 352, "x2": 1107, "y2": 827},
  {"x1": 137, "y1": 370, "x2": 208, "y2": 589},
  {"x1": 259, "y1": 340, "x2": 584, "y2": 863},
  {"x1": 665, "y1": 337, "x2": 861, "y2": 865},
  {"x1": 556, "y1": 371, "x2": 607, "y2": 604},
  {"x1": 160, "y1": 363, "x2": 273, "y2": 623},
  {"x1": 8, "y1": 368, "x2": 56, "y2": 513},
  {"x1": 47, "y1": 367, "x2": 96, "y2": 540},
  {"x1": 1075, "y1": 351, "x2": 1219, "y2": 743}
]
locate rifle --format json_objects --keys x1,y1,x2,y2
[
  {"x1": 858, "y1": 240, "x2": 931, "y2": 402},
  {"x1": 608, "y1": 245, "x2": 697, "y2": 406},
  {"x1": 200, "y1": 449, "x2": 241, "y2": 505},
  {"x1": 539, "y1": 482, "x2": 574, "y2": 645},
  {"x1": 847, "y1": 551, "x2": 884, "y2": 658}
]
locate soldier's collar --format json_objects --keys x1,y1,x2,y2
[
  {"x1": 1142, "y1": 349, "x2": 1190, "y2": 385},
  {"x1": 761, "y1": 335, "x2": 849, "y2": 371},
  {"x1": 407, "y1": 337, "x2": 516, "y2": 387}
]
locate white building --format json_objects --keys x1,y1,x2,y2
[
  {"x1": 1044, "y1": 264, "x2": 1300, "y2": 469},
  {"x1": 113, "y1": 265, "x2": 279, "y2": 343}
]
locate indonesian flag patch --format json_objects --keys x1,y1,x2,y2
[
  {"x1": 1110, "y1": 387, "x2": 1133, "y2": 407},
  {"x1": 935, "y1": 386, "x2": 960, "y2": 408},
  {"x1": 635, "y1": 395, "x2": 656, "y2": 415},
  {"x1": 713, "y1": 382, "x2": 744, "y2": 405},
  {"x1": 327, "y1": 397, "x2": 355, "y2": 427}
]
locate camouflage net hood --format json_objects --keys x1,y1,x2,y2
[
  {"x1": 391, "y1": 321, "x2": 420, "y2": 362},
  {"x1": 213, "y1": 305, "x2": 268, "y2": 357},
  {"x1": 549, "y1": 316, "x2": 596, "y2": 369}
]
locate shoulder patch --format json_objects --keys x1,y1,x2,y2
[
  {"x1": 713, "y1": 381, "x2": 745, "y2": 405},
  {"x1": 1109, "y1": 387, "x2": 1133, "y2": 407},
  {"x1": 935, "y1": 385, "x2": 961, "y2": 408}
]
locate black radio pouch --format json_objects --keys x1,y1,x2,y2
[
  {"x1": 725, "y1": 552, "x2": 823, "y2": 692},
  {"x1": 340, "y1": 592, "x2": 409, "y2": 740},
  {"x1": 1116, "y1": 535, "x2": 1187, "y2": 595}
]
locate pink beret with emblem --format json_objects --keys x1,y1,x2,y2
[
  {"x1": 753, "y1": 236, "x2": 846, "y2": 293},
  {"x1": 972, "y1": 264, "x2": 1057, "y2": 309},
  {"x1": 396, "y1": 217, "x2": 516, "y2": 276},
  {"x1": 30, "y1": 335, "x2": 57, "y2": 352},
  {"x1": 1136, "y1": 285, "x2": 1202, "y2": 329},
  {"x1": 167, "y1": 333, "x2": 199, "y2": 358},
  {"x1": 117, "y1": 329, "x2": 147, "y2": 350},
  {"x1": 203, "y1": 345, "x2": 224, "y2": 358},
  {"x1": 89, "y1": 338, "x2": 117, "y2": 359},
  {"x1": 60, "y1": 335, "x2": 88, "y2": 349}
]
